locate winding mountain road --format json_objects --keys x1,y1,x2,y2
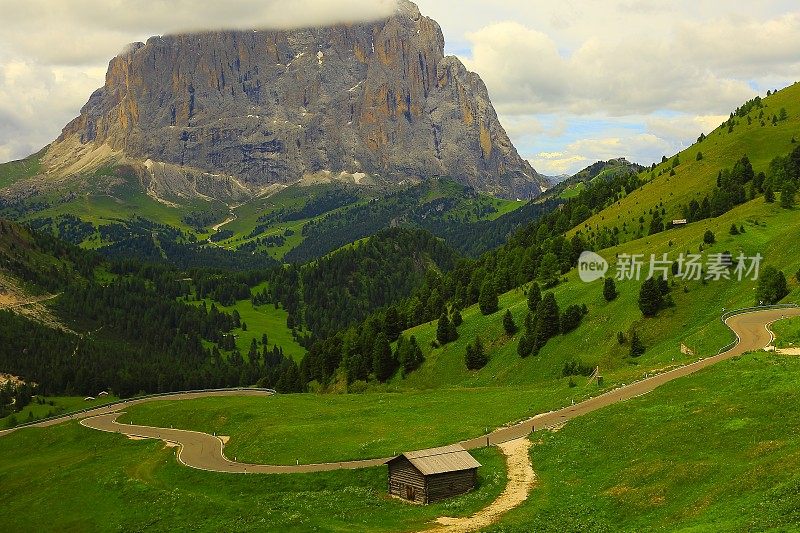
[
  {"x1": 0, "y1": 389, "x2": 273, "y2": 438},
  {"x1": 6, "y1": 307, "x2": 800, "y2": 474}
]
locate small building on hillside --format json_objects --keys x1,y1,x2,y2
[{"x1": 386, "y1": 444, "x2": 481, "y2": 504}]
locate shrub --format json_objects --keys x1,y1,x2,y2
[
  {"x1": 503, "y1": 309, "x2": 518, "y2": 335},
  {"x1": 465, "y1": 337, "x2": 488, "y2": 370},
  {"x1": 603, "y1": 277, "x2": 618, "y2": 302},
  {"x1": 630, "y1": 331, "x2": 645, "y2": 357},
  {"x1": 756, "y1": 267, "x2": 789, "y2": 305}
]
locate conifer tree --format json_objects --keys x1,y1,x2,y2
[
  {"x1": 436, "y1": 312, "x2": 451, "y2": 345},
  {"x1": 372, "y1": 333, "x2": 395, "y2": 382},
  {"x1": 465, "y1": 336, "x2": 488, "y2": 370},
  {"x1": 532, "y1": 292, "x2": 560, "y2": 351},
  {"x1": 638, "y1": 278, "x2": 663, "y2": 317},
  {"x1": 451, "y1": 308, "x2": 463, "y2": 327},
  {"x1": 603, "y1": 277, "x2": 618, "y2": 302},
  {"x1": 629, "y1": 331, "x2": 645, "y2": 357},
  {"x1": 503, "y1": 309, "x2": 517, "y2": 335},
  {"x1": 527, "y1": 282, "x2": 542, "y2": 311},
  {"x1": 479, "y1": 279, "x2": 499, "y2": 315}
]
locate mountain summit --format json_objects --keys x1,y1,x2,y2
[{"x1": 41, "y1": 0, "x2": 543, "y2": 201}]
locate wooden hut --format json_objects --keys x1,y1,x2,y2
[{"x1": 386, "y1": 444, "x2": 481, "y2": 504}]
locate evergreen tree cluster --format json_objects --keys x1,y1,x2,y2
[
  {"x1": 755, "y1": 266, "x2": 789, "y2": 305},
  {"x1": 436, "y1": 309, "x2": 460, "y2": 346},
  {"x1": 465, "y1": 336, "x2": 488, "y2": 370},
  {"x1": 517, "y1": 289, "x2": 587, "y2": 358},
  {"x1": 638, "y1": 277, "x2": 671, "y2": 317},
  {"x1": 0, "y1": 380, "x2": 36, "y2": 420},
  {"x1": 682, "y1": 156, "x2": 759, "y2": 224}
]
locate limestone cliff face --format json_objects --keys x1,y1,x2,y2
[{"x1": 52, "y1": 0, "x2": 544, "y2": 199}]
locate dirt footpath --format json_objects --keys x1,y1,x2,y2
[{"x1": 424, "y1": 438, "x2": 536, "y2": 533}]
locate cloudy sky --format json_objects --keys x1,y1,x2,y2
[{"x1": 1, "y1": 0, "x2": 799, "y2": 175}]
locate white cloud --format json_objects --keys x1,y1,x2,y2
[
  {"x1": 531, "y1": 154, "x2": 588, "y2": 176},
  {"x1": 675, "y1": 12, "x2": 800, "y2": 76},
  {"x1": 0, "y1": 59, "x2": 105, "y2": 161},
  {"x1": 0, "y1": 0, "x2": 398, "y2": 66},
  {"x1": 644, "y1": 114, "x2": 729, "y2": 146},
  {"x1": 461, "y1": 19, "x2": 777, "y2": 117},
  {"x1": 536, "y1": 151, "x2": 566, "y2": 160}
]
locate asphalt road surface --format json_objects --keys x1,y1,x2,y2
[
  {"x1": 0, "y1": 389, "x2": 272, "y2": 438},
  {"x1": 8, "y1": 307, "x2": 800, "y2": 473}
]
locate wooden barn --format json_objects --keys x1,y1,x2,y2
[{"x1": 386, "y1": 444, "x2": 481, "y2": 504}]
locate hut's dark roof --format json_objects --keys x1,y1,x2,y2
[{"x1": 387, "y1": 444, "x2": 481, "y2": 476}]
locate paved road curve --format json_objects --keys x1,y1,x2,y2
[
  {"x1": 71, "y1": 307, "x2": 800, "y2": 474},
  {"x1": 462, "y1": 307, "x2": 800, "y2": 448},
  {"x1": 4, "y1": 307, "x2": 797, "y2": 471},
  {"x1": 0, "y1": 389, "x2": 273, "y2": 438}
]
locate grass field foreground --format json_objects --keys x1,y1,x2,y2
[
  {"x1": 493, "y1": 353, "x2": 800, "y2": 532},
  {"x1": 0, "y1": 422, "x2": 505, "y2": 532}
]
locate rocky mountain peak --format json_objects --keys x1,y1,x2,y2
[{"x1": 46, "y1": 0, "x2": 544, "y2": 201}]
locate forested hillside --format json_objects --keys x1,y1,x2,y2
[
  {"x1": 0, "y1": 222, "x2": 299, "y2": 396},
  {"x1": 284, "y1": 179, "x2": 532, "y2": 262},
  {"x1": 294, "y1": 87, "x2": 800, "y2": 394},
  {"x1": 0, "y1": 223, "x2": 461, "y2": 398}
]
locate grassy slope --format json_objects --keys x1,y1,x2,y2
[
  {"x1": 0, "y1": 151, "x2": 42, "y2": 188},
  {"x1": 214, "y1": 183, "x2": 367, "y2": 260},
  {"x1": 120, "y1": 385, "x2": 571, "y2": 465},
  {"x1": 0, "y1": 395, "x2": 120, "y2": 429},
  {"x1": 188, "y1": 294, "x2": 307, "y2": 362},
  {"x1": 9, "y1": 175, "x2": 219, "y2": 249},
  {"x1": 398, "y1": 198, "x2": 800, "y2": 392},
  {"x1": 772, "y1": 317, "x2": 800, "y2": 349},
  {"x1": 559, "y1": 182, "x2": 586, "y2": 199},
  {"x1": 493, "y1": 353, "x2": 800, "y2": 532},
  {"x1": 0, "y1": 422, "x2": 504, "y2": 533},
  {"x1": 571, "y1": 83, "x2": 800, "y2": 243},
  {"x1": 215, "y1": 180, "x2": 526, "y2": 260}
]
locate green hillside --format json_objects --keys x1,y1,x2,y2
[
  {"x1": 546, "y1": 158, "x2": 644, "y2": 201},
  {"x1": 494, "y1": 352, "x2": 800, "y2": 532},
  {"x1": 0, "y1": 149, "x2": 44, "y2": 189},
  {"x1": 392, "y1": 197, "x2": 799, "y2": 392},
  {"x1": 0, "y1": 164, "x2": 526, "y2": 262},
  {"x1": 0, "y1": 421, "x2": 505, "y2": 532},
  {"x1": 572, "y1": 83, "x2": 800, "y2": 243}
]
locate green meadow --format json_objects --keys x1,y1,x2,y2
[
  {"x1": 187, "y1": 282, "x2": 307, "y2": 362},
  {"x1": 119, "y1": 385, "x2": 576, "y2": 465},
  {"x1": 493, "y1": 352, "x2": 800, "y2": 532},
  {"x1": 772, "y1": 316, "x2": 800, "y2": 349},
  {"x1": 0, "y1": 394, "x2": 119, "y2": 429},
  {"x1": 0, "y1": 422, "x2": 504, "y2": 532}
]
